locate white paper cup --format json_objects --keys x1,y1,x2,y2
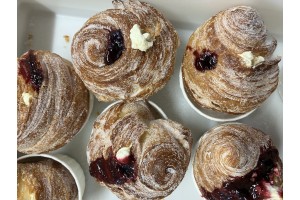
[
  {"x1": 179, "y1": 69, "x2": 255, "y2": 122},
  {"x1": 17, "y1": 153, "x2": 85, "y2": 200},
  {"x1": 77, "y1": 91, "x2": 94, "y2": 134},
  {"x1": 277, "y1": 67, "x2": 283, "y2": 101},
  {"x1": 100, "y1": 100, "x2": 168, "y2": 120},
  {"x1": 191, "y1": 137, "x2": 203, "y2": 197},
  {"x1": 148, "y1": 101, "x2": 168, "y2": 119}
]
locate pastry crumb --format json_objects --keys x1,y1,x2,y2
[
  {"x1": 28, "y1": 34, "x2": 33, "y2": 40},
  {"x1": 25, "y1": 33, "x2": 33, "y2": 48},
  {"x1": 64, "y1": 35, "x2": 70, "y2": 43}
]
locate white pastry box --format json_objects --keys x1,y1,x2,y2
[{"x1": 17, "y1": 0, "x2": 282, "y2": 199}]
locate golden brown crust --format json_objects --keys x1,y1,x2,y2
[
  {"x1": 17, "y1": 50, "x2": 90, "y2": 154},
  {"x1": 182, "y1": 6, "x2": 280, "y2": 114},
  {"x1": 71, "y1": 0, "x2": 179, "y2": 102},
  {"x1": 193, "y1": 123, "x2": 283, "y2": 199},
  {"x1": 87, "y1": 101, "x2": 192, "y2": 200},
  {"x1": 193, "y1": 123, "x2": 271, "y2": 192},
  {"x1": 17, "y1": 159, "x2": 78, "y2": 200}
]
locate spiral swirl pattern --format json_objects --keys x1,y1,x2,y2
[
  {"x1": 193, "y1": 123, "x2": 272, "y2": 193},
  {"x1": 87, "y1": 101, "x2": 192, "y2": 200},
  {"x1": 72, "y1": 0, "x2": 179, "y2": 102},
  {"x1": 215, "y1": 6, "x2": 269, "y2": 54},
  {"x1": 182, "y1": 6, "x2": 280, "y2": 114},
  {"x1": 17, "y1": 50, "x2": 90, "y2": 154}
]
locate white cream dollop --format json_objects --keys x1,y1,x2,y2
[
  {"x1": 22, "y1": 92, "x2": 33, "y2": 106},
  {"x1": 130, "y1": 24, "x2": 154, "y2": 52},
  {"x1": 265, "y1": 183, "x2": 282, "y2": 200},
  {"x1": 116, "y1": 146, "x2": 131, "y2": 161},
  {"x1": 239, "y1": 51, "x2": 265, "y2": 68}
]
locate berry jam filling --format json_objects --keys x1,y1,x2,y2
[
  {"x1": 89, "y1": 147, "x2": 137, "y2": 185},
  {"x1": 104, "y1": 29, "x2": 125, "y2": 65},
  {"x1": 18, "y1": 50, "x2": 44, "y2": 92},
  {"x1": 193, "y1": 49, "x2": 218, "y2": 72},
  {"x1": 201, "y1": 147, "x2": 282, "y2": 200}
]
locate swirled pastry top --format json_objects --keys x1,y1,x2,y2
[
  {"x1": 182, "y1": 6, "x2": 281, "y2": 114},
  {"x1": 193, "y1": 123, "x2": 283, "y2": 200},
  {"x1": 17, "y1": 158, "x2": 78, "y2": 200},
  {"x1": 17, "y1": 50, "x2": 90, "y2": 154},
  {"x1": 71, "y1": 0, "x2": 179, "y2": 102},
  {"x1": 87, "y1": 101, "x2": 192, "y2": 200}
]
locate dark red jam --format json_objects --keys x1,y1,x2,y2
[
  {"x1": 104, "y1": 29, "x2": 125, "y2": 65},
  {"x1": 89, "y1": 147, "x2": 137, "y2": 185},
  {"x1": 201, "y1": 147, "x2": 282, "y2": 200},
  {"x1": 194, "y1": 49, "x2": 218, "y2": 72},
  {"x1": 18, "y1": 50, "x2": 44, "y2": 92}
]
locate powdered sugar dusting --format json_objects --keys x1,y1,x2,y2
[
  {"x1": 17, "y1": 50, "x2": 90, "y2": 154},
  {"x1": 193, "y1": 123, "x2": 271, "y2": 192},
  {"x1": 87, "y1": 101, "x2": 192, "y2": 199},
  {"x1": 71, "y1": 0, "x2": 179, "y2": 102},
  {"x1": 182, "y1": 6, "x2": 280, "y2": 114}
]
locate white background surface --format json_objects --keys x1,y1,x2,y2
[{"x1": 17, "y1": 0, "x2": 283, "y2": 199}]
